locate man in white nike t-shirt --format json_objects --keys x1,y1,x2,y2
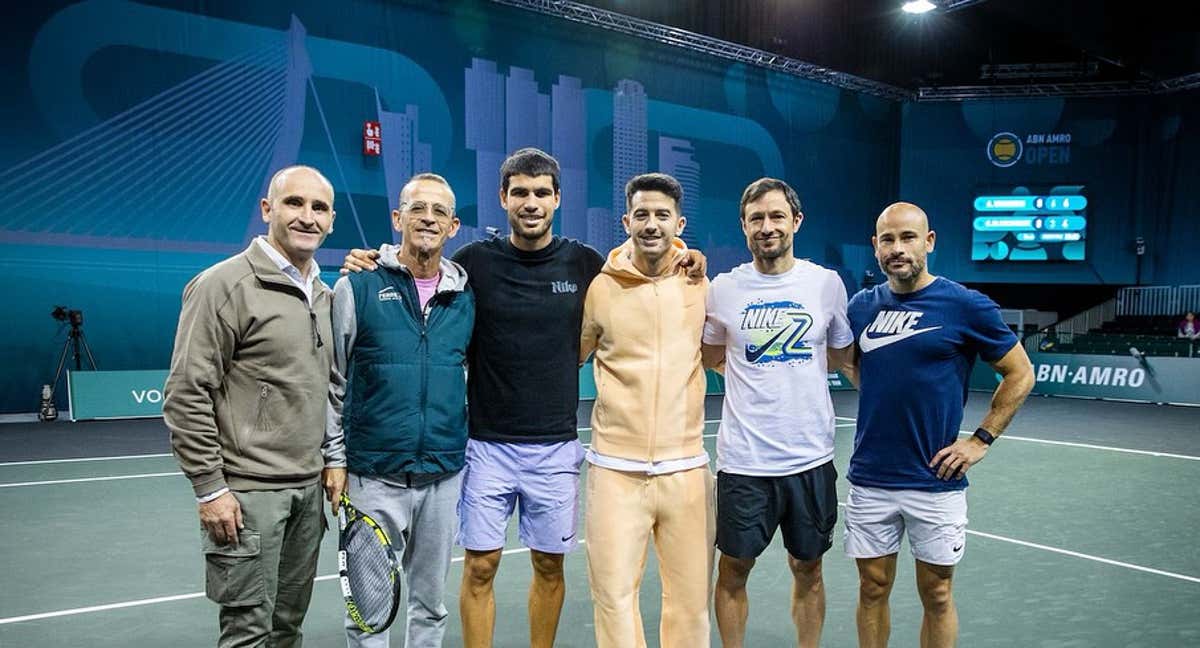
[{"x1": 701, "y1": 178, "x2": 855, "y2": 648}]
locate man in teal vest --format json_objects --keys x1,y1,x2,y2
[{"x1": 324, "y1": 172, "x2": 475, "y2": 648}]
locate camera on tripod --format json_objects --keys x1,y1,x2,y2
[
  {"x1": 41, "y1": 305, "x2": 97, "y2": 422},
  {"x1": 51, "y1": 306, "x2": 84, "y2": 328}
]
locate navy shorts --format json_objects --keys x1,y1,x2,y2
[{"x1": 716, "y1": 461, "x2": 838, "y2": 561}]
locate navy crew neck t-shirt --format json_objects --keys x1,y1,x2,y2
[{"x1": 847, "y1": 277, "x2": 1017, "y2": 491}]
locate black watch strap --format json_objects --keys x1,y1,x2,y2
[{"x1": 973, "y1": 427, "x2": 996, "y2": 445}]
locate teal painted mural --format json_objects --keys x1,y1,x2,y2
[{"x1": 0, "y1": 0, "x2": 900, "y2": 413}]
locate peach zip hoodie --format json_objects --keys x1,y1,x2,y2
[{"x1": 579, "y1": 241, "x2": 708, "y2": 463}]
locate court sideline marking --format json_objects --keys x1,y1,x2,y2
[
  {"x1": 3, "y1": 420, "x2": 1199, "y2": 621},
  {"x1": 834, "y1": 504, "x2": 1200, "y2": 586},
  {"x1": 0, "y1": 472, "x2": 183, "y2": 488},
  {"x1": 0, "y1": 453, "x2": 173, "y2": 467},
  {"x1": 5, "y1": 510, "x2": 1200, "y2": 627},
  {"x1": 0, "y1": 544, "x2": 562, "y2": 626},
  {"x1": 833, "y1": 416, "x2": 1200, "y2": 462},
  {"x1": 967, "y1": 530, "x2": 1200, "y2": 584},
  {"x1": 0, "y1": 420, "x2": 739, "y2": 470},
  {"x1": 6, "y1": 416, "x2": 1198, "y2": 470},
  {"x1": 4, "y1": 416, "x2": 1199, "y2": 487},
  {"x1": 0, "y1": 423, "x2": 734, "y2": 488}
]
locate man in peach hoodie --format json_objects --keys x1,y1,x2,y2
[{"x1": 579, "y1": 172, "x2": 714, "y2": 648}]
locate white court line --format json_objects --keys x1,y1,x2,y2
[
  {"x1": 0, "y1": 453, "x2": 172, "y2": 467},
  {"x1": 2, "y1": 419, "x2": 1197, "y2": 624},
  {"x1": 964, "y1": 530, "x2": 1200, "y2": 584},
  {"x1": 2, "y1": 420, "x2": 730, "y2": 468},
  {"x1": 6, "y1": 509, "x2": 1200, "y2": 627},
  {"x1": 0, "y1": 543, "x2": 575, "y2": 626},
  {"x1": 969, "y1": 434, "x2": 1200, "y2": 461},
  {"x1": 0, "y1": 472, "x2": 182, "y2": 488},
  {"x1": 0, "y1": 592, "x2": 207, "y2": 625},
  {"x1": 6, "y1": 415, "x2": 1196, "y2": 488},
  {"x1": 10, "y1": 416, "x2": 1193, "y2": 467},
  {"x1": 0, "y1": 432, "x2": 731, "y2": 488},
  {"x1": 834, "y1": 416, "x2": 1200, "y2": 462},
  {"x1": 833, "y1": 501, "x2": 1200, "y2": 585}
]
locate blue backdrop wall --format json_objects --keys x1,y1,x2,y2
[
  {"x1": 4, "y1": 1, "x2": 1196, "y2": 415},
  {"x1": 897, "y1": 92, "x2": 1200, "y2": 286},
  {"x1": 0, "y1": 0, "x2": 900, "y2": 414}
]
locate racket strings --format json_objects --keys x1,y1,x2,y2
[{"x1": 344, "y1": 521, "x2": 398, "y2": 627}]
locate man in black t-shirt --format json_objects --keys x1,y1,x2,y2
[{"x1": 448, "y1": 149, "x2": 601, "y2": 648}]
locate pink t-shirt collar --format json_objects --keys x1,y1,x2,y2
[{"x1": 414, "y1": 273, "x2": 441, "y2": 310}]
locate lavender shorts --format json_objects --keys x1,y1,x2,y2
[{"x1": 456, "y1": 438, "x2": 585, "y2": 554}]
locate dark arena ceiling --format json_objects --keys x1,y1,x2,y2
[{"x1": 557, "y1": 0, "x2": 1200, "y2": 99}]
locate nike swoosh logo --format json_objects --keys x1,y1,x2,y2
[
  {"x1": 746, "y1": 326, "x2": 790, "y2": 363},
  {"x1": 858, "y1": 326, "x2": 942, "y2": 353}
]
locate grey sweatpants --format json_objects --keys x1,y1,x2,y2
[{"x1": 344, "y1": 471, "x2": 462, "y2": 648}]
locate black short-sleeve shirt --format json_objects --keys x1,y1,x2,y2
[{"x1": 452, "y1": 236, "x2": 605, "y2": 442}]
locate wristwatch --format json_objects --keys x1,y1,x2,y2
[{"x1": 973, "y1": 427, "x2": 996, "y2": 445}]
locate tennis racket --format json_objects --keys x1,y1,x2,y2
[{"x1": 338, "y1": 492, "x2": 402, "y2": 634}]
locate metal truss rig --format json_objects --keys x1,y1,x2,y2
[
  {"x1": 918, "y1": 74, "x2": 1200, "y2": 100},
  {"x1": 491, "y1": 0, "x2": 1200, "y2": 101},
  {"x1": 490, "y1": 0, "x2": 914, "y2": 102},
  {"x1": 1158, "y1": 73, "x2": 1200, "y2": 93},
  {"x1": 918, "y1": 81, "x2": 1156, "y2": 100},
  {"x1": 941, "y1": 0, "x2": 990, "y2": 12}
]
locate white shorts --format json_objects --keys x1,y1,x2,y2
[{"x1": 843, "y1": 484, "x2": 968, "y2": 566}]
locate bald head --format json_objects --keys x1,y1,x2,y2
[
  {"x1": 258, "y1": 165, "x2": 336, "y2": 274},
  {"x1": 872, "y1": 201, "x2": 935, "y2": 289},
  {"x1": 876, "y1": 201, "x2": 929, "y2": 235},
  {"x1": 266, "y1": 166, "x2": 334, "y2": 204}
]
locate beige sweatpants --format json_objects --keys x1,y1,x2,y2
[{"x1": 585, "y1": 465, "x2": 716, "y2": 648}]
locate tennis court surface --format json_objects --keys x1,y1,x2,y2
[{"x1": 2, "y1": 392, "x2": 1198, "y2": 647}]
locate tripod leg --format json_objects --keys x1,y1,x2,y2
[
  {"x1": 50, "y1": 336, "x2": 73, "y2": 397},
  {"x1": 76, "y1": 330, "x2": 98, "y2": 370},
  {"x1": 71, "y1": 330, "x2": 82, "y2": 370}
]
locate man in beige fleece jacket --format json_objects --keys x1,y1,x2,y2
[
  {"x1": 164, "y1": 165, "x2": 338, "y2": 648},
  {"x1": 579, "y1": 172, "x2": 715, "y2": 648}
]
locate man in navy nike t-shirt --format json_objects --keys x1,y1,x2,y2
[{"x1": 844, "y1": 202, "x2": 1035, "y2": 648}]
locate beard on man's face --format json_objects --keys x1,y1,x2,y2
[
  {"x1": 749, "y1": 234, "x2": 790, "y2": 260},
  {"x1": 880, "y1": 253, "x2": 924, "y2": 280}
]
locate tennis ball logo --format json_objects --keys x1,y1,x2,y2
[
  {"x1": 987, "y1": 132, "x2": 1023, "y2": 168},
  {"x1": 993, "y1": 139, "x2": 1017, "y2": 159}
]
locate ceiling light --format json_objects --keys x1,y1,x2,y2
[{"x1": 902, "y1": 0, "x2": 937, "y2": 14}]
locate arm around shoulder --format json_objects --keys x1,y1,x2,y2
[
  {"x1": 701, "y1": 343, "x2": 726, "y2": 373},
  {"x1": 828, "y1": 344, "x2": 860, "y2": 389},
  {"x1": 324, "y1": 276, "x2": 359, "y2": 468},
  {"x1": 579, "y1": 278, "x2": 604, "y2": 365}
]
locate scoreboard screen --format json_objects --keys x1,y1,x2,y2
[{"x1": 971, "y1": 185, "x2": 1087, "y2": 262}]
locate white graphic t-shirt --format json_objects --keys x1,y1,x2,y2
[{"x1": 703, "y1": 260, "x2": 853, "y2": 476}]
